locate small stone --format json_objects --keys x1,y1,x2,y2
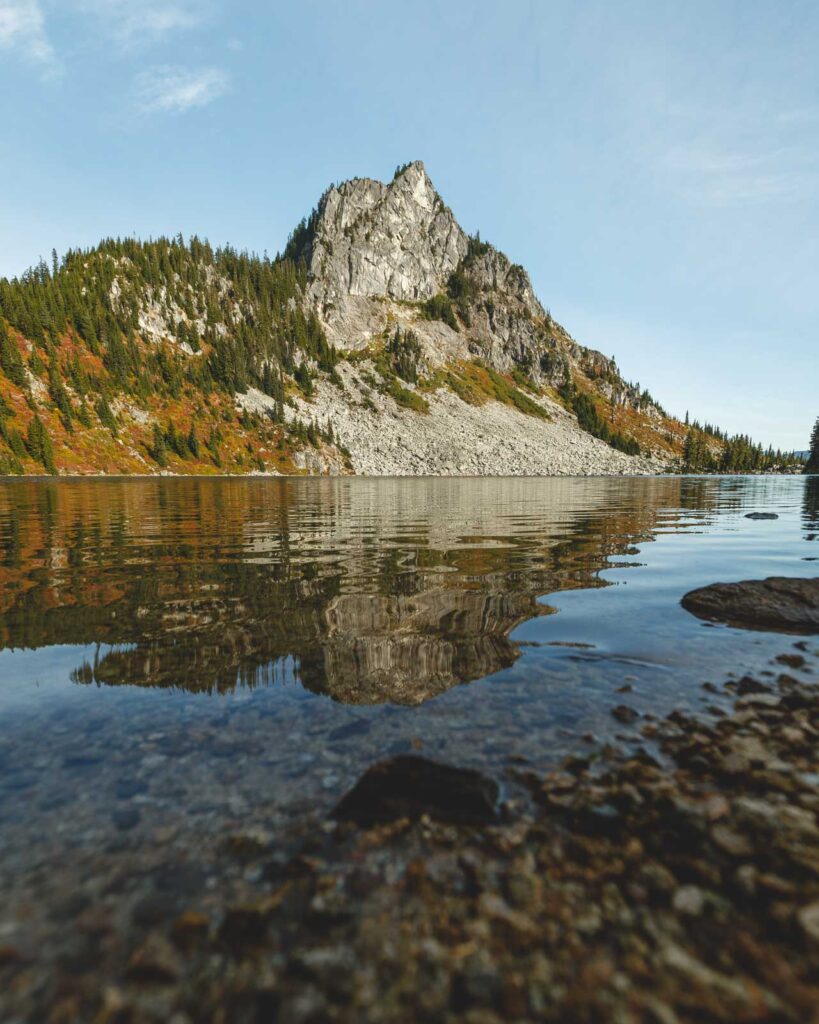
[
  {"x1": 672, "y1": 885, "x2": 705, "y2": 916},
  {"x1": 171, "y1": 911, "x2": 209, "y2": 948},
  {"x1": 224, "y1": 829, "x2": 272, "y2": 860},
  {"x1": 703, "y1": 795, "x2": 730, "y2": 821},
  {"x1": 0, "y1": 944, "x2": 22, "y2": 965},
  {"x1": 710, "y1": 824, "x2": 753, "y2": 857},
  {"x1": 797, "y1": 901, "x2": 819, "y2": 944},
  {"x1": 111, "y1": 807, "x2": 141, "y2": 831},
  {"x1": 125, "y1": 933, "x2": 180, "y2": 984},
  {"x1": 612, "y1": 705, "x2": 639, "y2": 724},
  {"x1": 735, "y1": 676, "x2": 772, "y2": 696},
  {"x1": 775, "y1": 653, "x2": 806, "y2": 669}
]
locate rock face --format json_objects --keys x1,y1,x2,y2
[
  {"x1": 290, "y1": 162, "x2": 636, "y2": 392},
  {"x1": 299, "y1": 162, "x2": 468, "y2": 306},
  {"x1": 681, "y1": 577, "x2": 819, "y2": 633}
]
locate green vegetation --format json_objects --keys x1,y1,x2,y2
[
  {"x1": 441, "y1": 361, "x2": 549, "y2": 421},
  {"x1": 483, "y1": 365, "x2": 550, "y2": 420},
  {"x1": 0, "y1": 236, "x2": 336, "y2": 403},
  {"x1": 385, "y1": 326, "x2": 422, "y2": 383},
  {"x1": 419, "y1": 293, "x2": 458, "y2": 331},
  {"x1": 369, "y1": 328, "x2": 430, "y2": 413},
  {"x1": 560, "y1": 381, "x2": 640, "y2": 455},
  {"x1": 0, "y1": 236, "x2": 345, "y2": 472},
  {"x1": 387, "y1": 381, "x2": 429, "y2": 413},
  {"x1": 0, "y1": 320, "x2": 27, "y2": 389},
  {"x1": 806, "y1": 417, "x2": 819, "y2": 474},
  {"x1": 683, "y1": 427, "x2": 801, "y2": 474},
  {"x1": 26, "y1": 413, "x2": 56, "y2": 474}
]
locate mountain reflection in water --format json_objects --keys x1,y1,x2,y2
[{"x1": 0, "y1": 476, "x2": 718, "y2": 704}]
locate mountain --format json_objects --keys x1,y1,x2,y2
[{"x1": 0, "y1": 161, "x2": 798, "y2": 476}]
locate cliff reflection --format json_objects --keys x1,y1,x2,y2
[{"x1": 0, "y1": 477, "x2": 696, "y2": 705}]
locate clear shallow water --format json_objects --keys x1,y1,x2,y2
[{"x1": 0, "y1": 475, "x2": 817, "y2": 857}]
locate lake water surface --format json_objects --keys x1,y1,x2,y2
[{"x1": 0, "y1": 475, "x2": 817, "y2": 939}]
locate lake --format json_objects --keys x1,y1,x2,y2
[{"x1": 0, "y1": 474, "x2": 817, "y2": 979}]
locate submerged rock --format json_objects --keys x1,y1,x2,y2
[
  {"x1": 333, "y1": 755, "x2": 499, "y2": 826},
  {"x1": 745, "y1": 512, "x2": 779, "y2": 520},
  {"x1": 681, "y1": 576, "x2": 819, "y2": 634}
]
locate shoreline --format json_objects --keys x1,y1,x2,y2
[
  {"x1": 0, "y1": 470, "x2": 808, "y2": 482},
  {"x1": 2, "y1": 644, "x2": 817, "y2": 1023}
]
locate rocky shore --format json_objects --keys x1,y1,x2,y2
[{"x1": 2, "y1": 638, "x2": 817, "y2": 1023}]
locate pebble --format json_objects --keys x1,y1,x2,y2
[{"x1": 672, "y1": 885, "x2": 705, "y2": 916}]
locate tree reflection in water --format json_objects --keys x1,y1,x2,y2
[{"x1": 0, "y1": 476, "x2": 723, "y2": 704}]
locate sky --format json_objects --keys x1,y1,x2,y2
[{"x1": 0, "y1": 0, "x2": 816, "y2": 451}]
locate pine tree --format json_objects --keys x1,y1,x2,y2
[
  {"x1": 0, "y1": 321, "x2": 28, "y2": 390},
  {"x1": 186, "y1": 423, "x2": 200, "y2": 459},
  {"x1": 96, "y1": 395, "x2": 118, "y2": 435},
  {"x1": 26, "y1": 414, "x2": 56, "y2": 474},
  {"x1": 807, "y1": 417, "x2": 819, "y2": 474},
  {"x1": 149, "y1": 423, "x2": 167, "y2": 467}
]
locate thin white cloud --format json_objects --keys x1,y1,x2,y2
[
  {"x1": 0, "y1": 0, "x2": 57, "y2": 69},
  {"x1": 75, "y1": 0, "x2": 203, "y2": 47},
  {"x1": 133, "y1": 65, "x2": 228, "y2": 114},
  {"x1": 663, "y1": 145, "x2": 816, "y2": 206}
]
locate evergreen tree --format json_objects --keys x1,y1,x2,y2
[
  {"x1": 95, "y1": 395, "x2": 118, "y2": 435},
  {"x1": 26, "y1": 414, "x2": 56, "y2": 474},
  {"x1": 807, "y1": 417, "x2": 819, "y2": 474},
  {"x1": 186, "y1": 423, "x2": 200, "y2": 459},
  {"x1": 149, "y1": 423, "x2": 167, "y2": 467},
  {"x1": 0, "y1": 321, "x2": 28, "y2": 389}
]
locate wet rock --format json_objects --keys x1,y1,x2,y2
[
  {"x1": 223, "y1": 830, "x2": 273, "y2": 860},
  {"x1": 776, "y1": 653, "x2": 806, "y2": 669},
  {"x1": 672, "y1": 885, "x2": 706, "y2": 916},
  {"x1": 293, "y1": 946, "x2": 357, "y2": 1000},
  {"x1": 611, "y1": 704, "x2": 639, "y2": 724},
  {"x1": 745, "y1": 512, "x2": 779, "y2": 520},
  {"x1": 796, "y1": 901, "x2": 819, "y2": 945},
  {"x1": 328, "y1": 719, "x2": 371, "y2": 742},
  {"x1": 710, "y1": 824, "x2": 754, "y2": 857},
  {"x1": 125, "y1": 933, "x2": 180, "y2": 984},
  {"x1": 681, "y1": 576, "x2": 819, "y2": 633},
  {"x1": 452, "y1": 952, "x2": 503, "y2": 1009},
  {"x1": 218, "y1": 894, "x2": 285, "y2": 949},
  {"x1": 0, "y1": 944, "x2": 22, "y2": 966},
  {"x1": 131, "y1": 893, "x2": 180, "y2": 928},
  {"x1": 333, "y1": 755, "x2": 499, "y2": 826},
  {"x1": 171, "y1": 910, "x2": 210, "y2": 949},
  {"x1": 111, "y1": 807, "x2": 141, "y2": 831},
  {"x1": 114, "y1": 778, "x2": 149, "y2": 800},
  {"x1": 735, "y1": 675, "x2": 773, "y2": 696}
]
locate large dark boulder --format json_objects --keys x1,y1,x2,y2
[
  {"x1": 333, "y1": 755, "x2": 499, "y2": 826},
  {"x1": 682, "y1": 577, "x2": 819, "y2": 634}
]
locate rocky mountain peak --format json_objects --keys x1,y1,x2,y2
[{"x1": 293, "y1": 162, "x2": 468, "y2": 312}]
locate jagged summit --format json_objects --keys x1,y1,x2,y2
[
  {"x1": 289, "y1": 161, "x2": 468, "y2": 310},
  {"x1": 285, "y1": 161, "x2": 553, "y2": 368}
]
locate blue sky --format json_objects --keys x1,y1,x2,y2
[{"x1": 1, "y1": 0, "x2": 816, "y2": 450}]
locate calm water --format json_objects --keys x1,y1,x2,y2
[{"x1": 0, "y1": 475, "x2": 817, "y2": 888}]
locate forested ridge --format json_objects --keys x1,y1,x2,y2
[
  {"x1": 0, "y1": 233, "x2": 804, "y2": 476},
  {"x1": 0, "y1": 237, "x2": 343, "y2": 475}
]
